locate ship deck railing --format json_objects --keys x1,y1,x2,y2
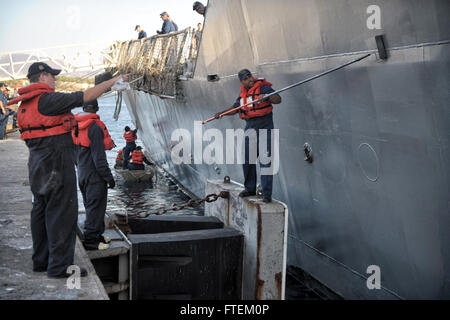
[{"x1": 105, "y1": 28, "x2": 198, "y2": 99}]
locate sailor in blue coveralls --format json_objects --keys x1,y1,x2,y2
[{"x1": 215, "y1": 69, "x2": 282, "y2": 203}]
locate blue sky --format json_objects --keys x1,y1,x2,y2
[{"x1": 0, "y1": 0, "x2": 204, "y2": 53}]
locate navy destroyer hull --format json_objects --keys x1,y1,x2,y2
[{"x1": 121, "y1": 0, "x2": 450, "y2": 299}]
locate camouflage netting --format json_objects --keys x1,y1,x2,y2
[{"x1": 105, "y1": 28, "x2": 198, "y2": 100}]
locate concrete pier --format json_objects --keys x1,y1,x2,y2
[
  {"x1": 205, "y1": 179, "x2": 289, "y2": 300},
  {"x1": 0, "y1": 132, "x2": 109, "y2": 300}
]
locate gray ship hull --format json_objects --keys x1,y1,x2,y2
[{"x1": 121, "y1": 0, "x2": 450, "y2": 299}]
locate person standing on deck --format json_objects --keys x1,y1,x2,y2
[
  {"x1": 7, "y1": 62, "x2": 129, "y2": 278},
  {"x1": 122, "y1": 126, "x2": 138, "y2": 169},
  {"x1": 72, "y1": 99, "x2": 116, "y2": 251},
  {"x1": 214, "y1": 69, "x2": 282, "y2": 203},
  {"x1": 194, "y1": 23, "x2": 202, "y2": 49},
  {"x1": 193, "y1": 2, "x2": 207, "y2": 16},
  {"x1": 157, "y1": 12, "x2": 176, "y2": 34},
  {"x1": 169, "y1": 17, "x2": 178, "y2": 31},
  {"x1": 135, "y1": 25, "x2": 147, "y2": 40}
]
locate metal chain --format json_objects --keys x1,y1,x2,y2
[{"x1": 122, "y1": 191, "x2": 230, "y2": 219}]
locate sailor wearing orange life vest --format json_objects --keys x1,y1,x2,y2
[
  {"x1": 122, "y1": 126, "x2": 138, "y2": 169},
  {"x1": 8, "y1": 62, "x2": 130, "y2": 278},
  {"x1": 73, "y1": 99, "x2": 116, "y2": 251},
  {"x1": 115, "y1": 149, "x2": 124, "y2": 168},
  {"x1": 214, "y1": 69, "x2": 282, "y2": 203},
  {"x1": 129, "y1": 146, "x2": 152, "y2": 171}
]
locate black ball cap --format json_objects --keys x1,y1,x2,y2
[
  {"x1": 238, "y1": 69, "x2": 252, "y2": 81},
  {"x1": 27, "y1": 62, "x2": 61, "y2": 79},
  {"x1": 193, "y1": 1, "x2": 203, "y2": 10},
  {"x1": 83, "y1": 99, "x2": 99, "y2": 110}
]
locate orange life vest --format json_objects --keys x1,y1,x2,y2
[
  {"x1": 124, "y1": 130, "x2": 137, "y2": 143},
  {"x1": 116, "y1": 150, "x2": 124, "y2": 161},
  {"x1": 8, "y1": 83, "x2": 76, "y2": 140},
  {"x1": 72, "y1": 112, "x2": 116, "y2": 150},
  {"x1": 239, "y1": 78, "x2": 274, "y2": 120},
  {"x1": 132, "y1": 150, "x2": 144, "y2": 165}
]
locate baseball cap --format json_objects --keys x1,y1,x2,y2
[
  {"x1": 27, "y1": 62, "x2": 61, "y2": 79},
  {"x1": 193, "y1": 2, "x2": 203, "y2": 10},
  {"x1": 160, "y1": 11, "x2": 169, "y2": 16},
  {"x1": 83, "y1": 99, "x2": 99, "y2": 111},
  {"x1": 238, "y1": 69, "x2": 252, "y2": 81},
  {"x1": 135, "y1": 25, "x2": 140, "y2": 31}
]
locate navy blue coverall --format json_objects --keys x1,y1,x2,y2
[
  {"x1": 26, "y1": 91, "x2": 83, "y2": 277},
  {"x1": 76, "y1": 117, "x2": 114, "y2": 244},
  {"x1": 138, "y1": 30, "x2": 147, "y2": 39},
  {"x1": 233, "y1": 85, "x2": 275, "y2": 197},
  {"x1": 161, "y1": 20, "x2": 176, "y2": 34}
]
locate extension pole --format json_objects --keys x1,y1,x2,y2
[{"x1": 202, "y1": 53, "x2": 371, "y2": 125}]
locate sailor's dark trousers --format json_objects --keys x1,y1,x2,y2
[
  {"x1": 29, "y1": 144, "x2": 78, "y2": 277},
  {"x1": 79, "y1": 179, "x2": 107, "y2": 243},
  {"x1": 243, "y1": 113, "x2": 274, "y2": 197},
  {"x1": 122, "y1": 141, "x2": 136, "y2": 169}
]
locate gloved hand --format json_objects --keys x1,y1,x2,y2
[{"x1": 107, "y1": 179, "x2": 116, "y2": 189}]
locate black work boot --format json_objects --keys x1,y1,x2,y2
[
  {"x1": 33, "y1": 266, "x2": 48, "y2": 273},
  {"x1": 83, "y1": 241, "x2": 110, "y2": 251},
  {"x1": 239, "y1": 190, "x2": 256, "y2": 198},
  {"x1": 49, "y1": 267, "x2": 88, "y2": 279},
  {"x1": 263, "y1": 195, "x2": 272, "y2": 203}
]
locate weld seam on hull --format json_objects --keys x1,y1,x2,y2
[
  {"x1": 258, "y1": 39, "x2": 450, "y2": 67},
  {"x1": 288, "y1": 235, "x2": 405, "y2": 300}
]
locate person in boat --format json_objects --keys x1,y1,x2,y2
[
  {"x1": 214, "y1": 69, "x2": 282, "y2": 203},
  {"x1": 157, "y1": 12, "x2": 176, "y2": 34},
  {"x1": 193, "y1": 2, "x2": 207, "y2": 16},
  {"x1": 8, "y1": 62, "x2": 129, "y2": 278},
  {"x1": 115, "y1": 149, "x2": 124, "y2": 168},
  {"x1": 73, "y1": 99, "x2": 116, "y2": 251},
  {"x1": 129, "y1": 146, "x2": 153, "y2": 171},
  {"x1": 123, "y1": 126, "x2": 138, "y2": 169}
]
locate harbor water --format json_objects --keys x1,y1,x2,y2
[
  {"x1": 75, "y1": 95, "x2": 203, "y2": 219},
  {"x1": 84, "y1": 95, "x2": 330, "y2": 300}
]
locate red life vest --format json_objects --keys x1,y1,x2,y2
[
  {"x1": 116, "y1": 150, "x2": 124, "y2": 161},
  {"x1": 132, "y1": 150, "x2": 144, "y2": 165},
  {"x1": 72, "y1": 112, "x2": 116, "y2": 150},
  {"x1": 239, "y1": 78, "x2": 274, "y2": 120},
  {"x1": 8, "y1": 83, "x2": 76, "y2": 140},
  {"x1": 124, "y1": 130, "x2": 137, "y2": 143}
]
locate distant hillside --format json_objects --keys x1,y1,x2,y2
[{"x1": 3, "y1": 76, "x2": 94, "y2": 92}]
